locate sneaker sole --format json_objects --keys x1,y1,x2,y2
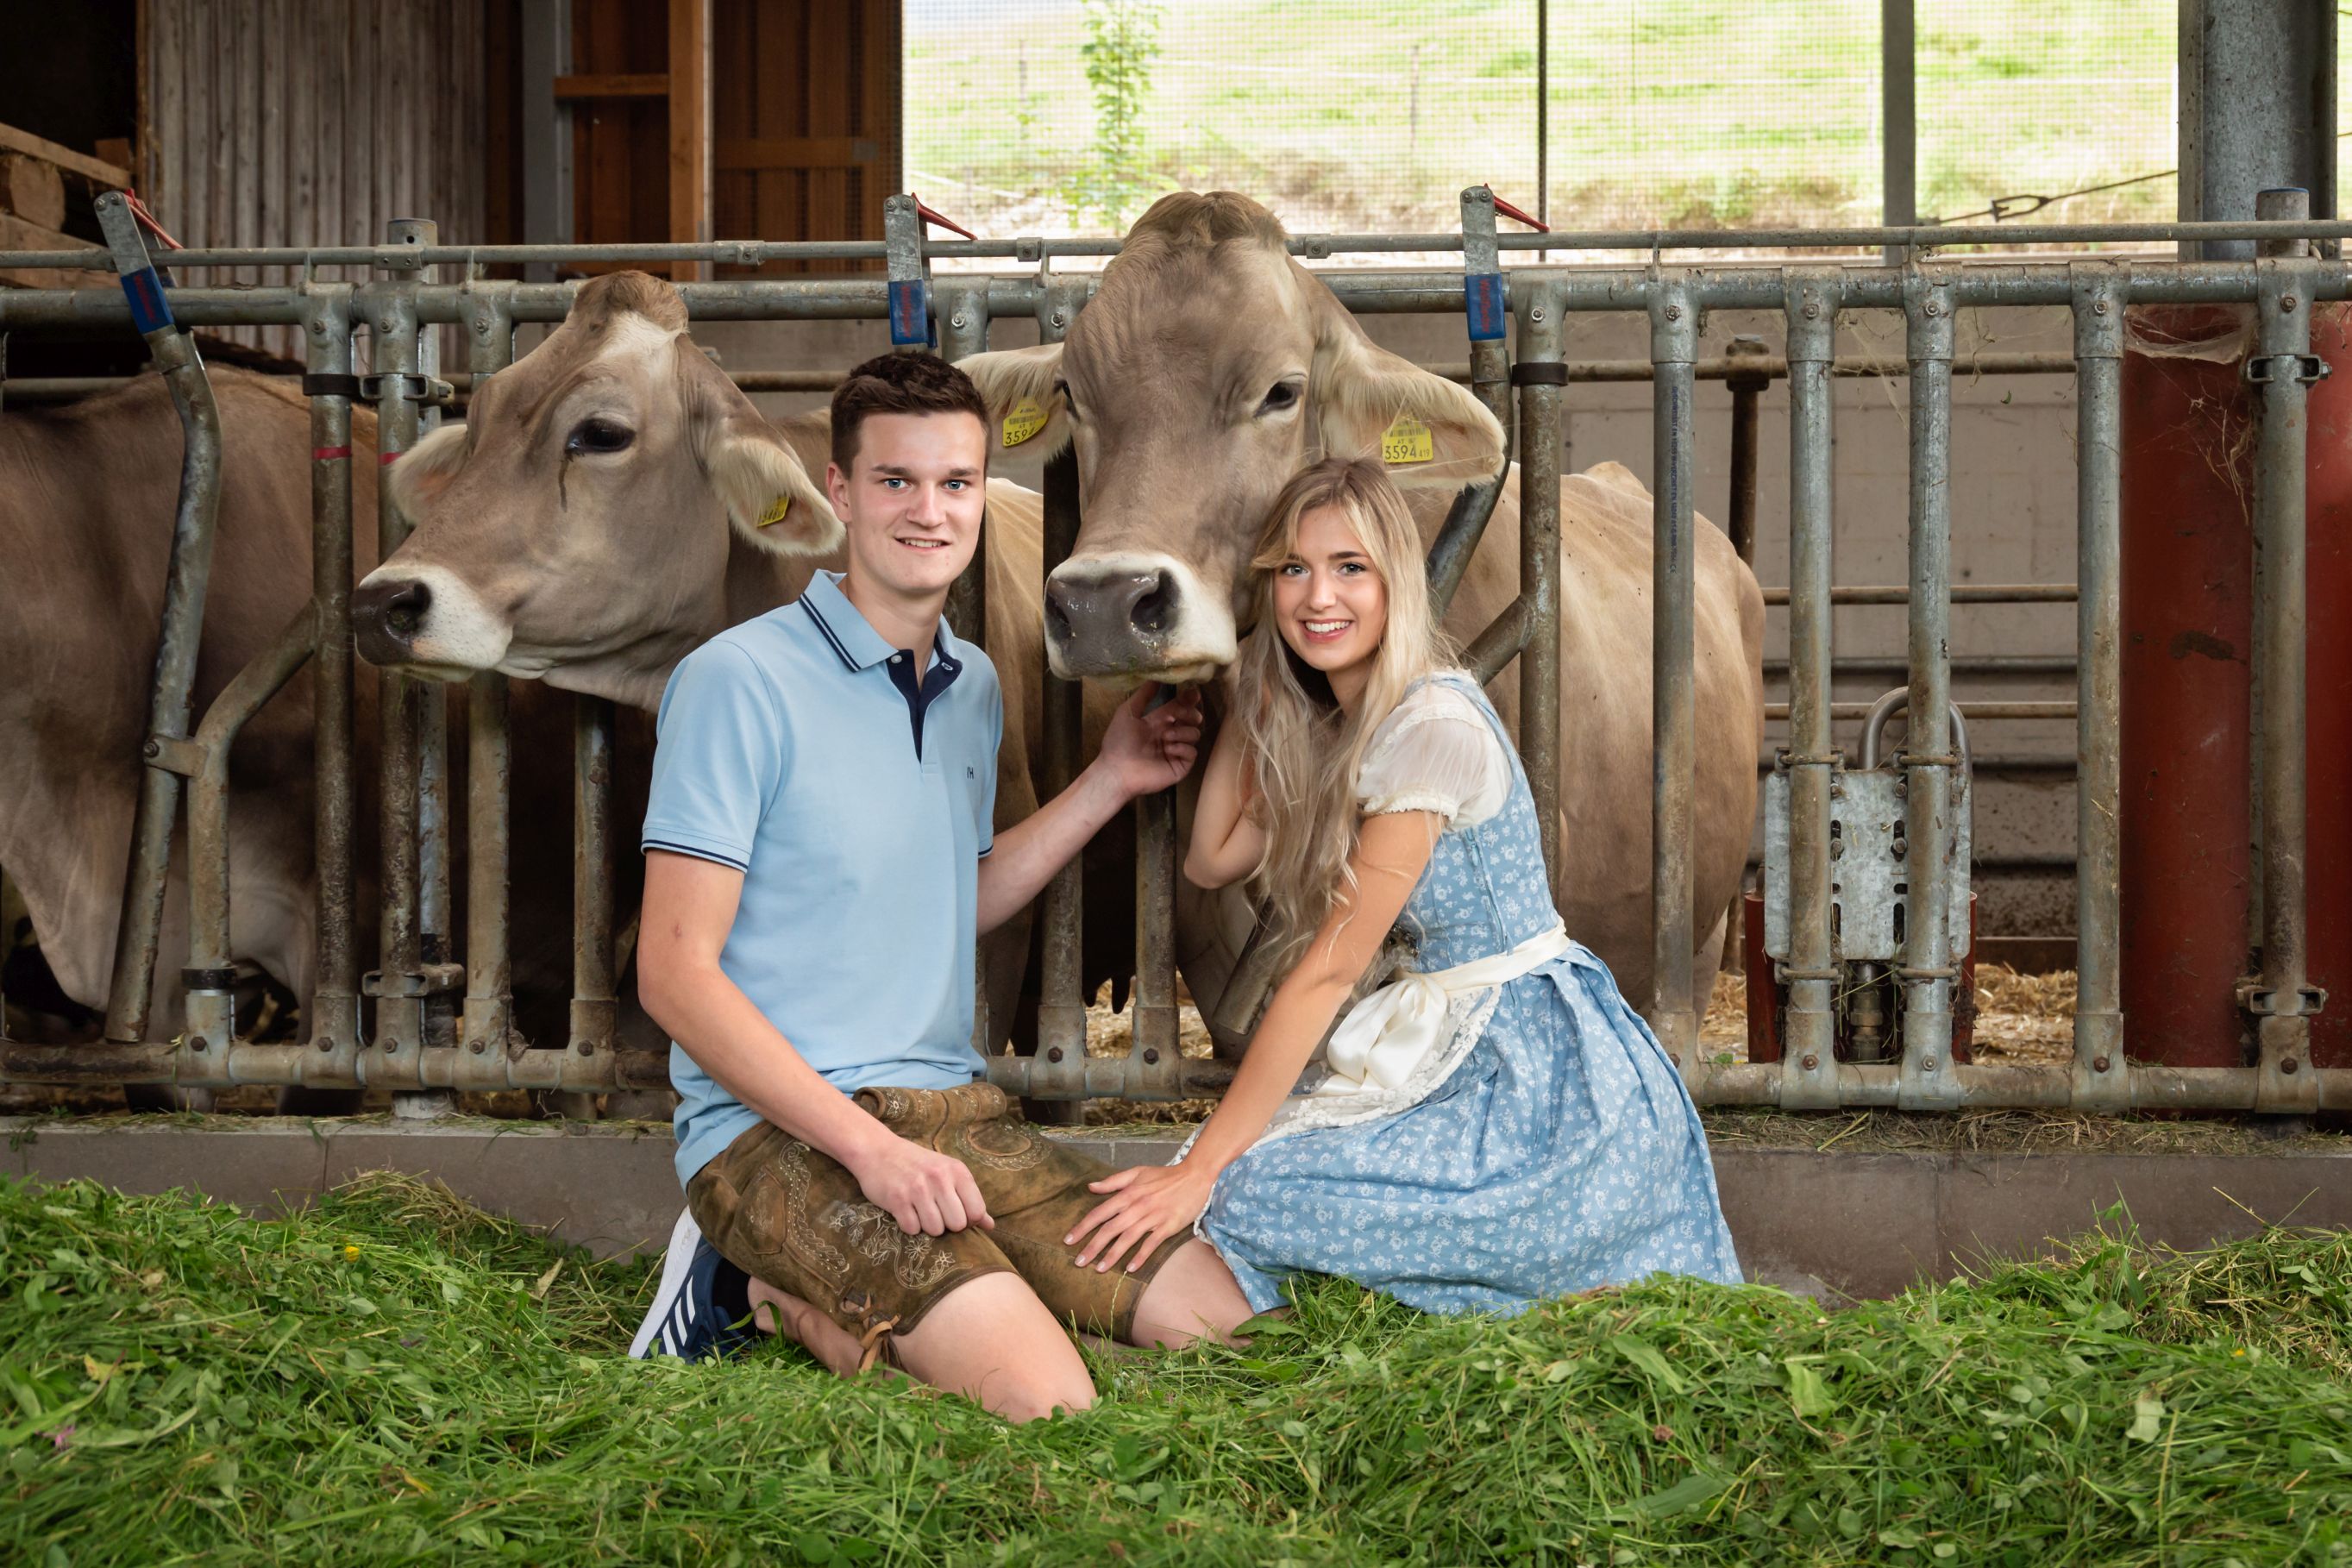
[{"x1": 628, "y1": 1207, "x2": 705, "y2": 1359}]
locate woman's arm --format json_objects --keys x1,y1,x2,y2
[
  {"x1": 1182, "y1": 713, "x2": 1268, "y2": 889},
  {"x1": 1067, "y1": 808, "x2": 1444, "y2": 1272}
]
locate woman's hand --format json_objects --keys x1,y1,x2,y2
[{"x1": 1066, "y1": 1160, "x2": 1221, "y2": 1274}]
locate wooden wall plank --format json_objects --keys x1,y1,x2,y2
[{"x1": 667, "y1": 0, "x2": 710, "y2": 279}]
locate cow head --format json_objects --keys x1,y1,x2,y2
[
  {"x1": 960, "y1": 192, "x2": 1502, "y2": 683},
  {"x1": 352, "y1": 271, "x2": 836, "y2": 703}
]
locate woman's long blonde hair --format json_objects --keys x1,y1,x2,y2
[{"x1": 1234, "y1": 458, "x2": 1457, "y2": 969}]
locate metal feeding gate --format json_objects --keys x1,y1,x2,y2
[{"x1": 0, "y1": 188, "x2": 2346, "y2": 1118}]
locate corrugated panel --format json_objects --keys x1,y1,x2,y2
[{"x1": 140, "y1": 0, "x2": 488, "y2": 361}]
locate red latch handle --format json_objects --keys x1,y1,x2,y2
[
  {"x1": 908, "y1": 194, "x2": 976, "y2": 242},
  {"x1": 1489, "y1": 191, "x2": 1549, "y2": 233},
  {"x1": 122, "y1": 190, "x2": 183, "y2": 250}
]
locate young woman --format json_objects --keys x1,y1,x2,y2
[{"x1": 1067, "y1": 458, "x2": 1741, "y2": 1315}]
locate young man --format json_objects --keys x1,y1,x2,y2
[{"x1": 625, "y1": 353, "x2": 1251, "y2": 1421}]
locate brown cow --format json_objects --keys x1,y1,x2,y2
[
  {"x1": 347, "y1": 272, "x2": 1129, "y2": 1047},
  {"x1": 0, "y1": 369, "x2": 630, "y2": 1076},
  {"x1": 956, "y1": 191, "x2": 1765, "y2": 1025}
]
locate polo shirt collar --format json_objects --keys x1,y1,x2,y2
[{"x1": 800, "y1": 570, "x2": 954, "y2": 673}]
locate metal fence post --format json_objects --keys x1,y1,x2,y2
[
  {"x1": 2069, "y1": 262, "x2": 2129, "y2": 1110},
  {"x1": 1019, "y1": 278, "x2": 1094, "y2": 1108},
  {"x1": 95, "y1": 193, "x2": 225, "y2": 1051},
  {"x1": 302, "y1": 285, "x2": 361, "y2": 1069},
  {"x1": 1646, "y1": 273, "x2": 1700, "y2": 1069},
  {"x1": 1898, "y1": 270, "x2": 1962, "y2": 1110},
  {"x1": 1780, "y1": 271, "x2": 1842, "y2": 1110},
  {"x1": 1513, "y1": 280, "x2": 1565, "y2": 887},
  {"x1": 570, "y1": 694, "x2": 619, "y2": 1085},
  {"x1": 2248, "y1": 226, "x2": 2323, "y2": 1112},
  {"x1": 367, "y1": 254, "x2": 429, "y2": 1093},
  {"x1": 461, "y1": 281, "x2": 517, "y2": 1063}
]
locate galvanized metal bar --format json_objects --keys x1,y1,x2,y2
[
  {"x1": 96, "y1": 191, "x2": 227, "y2": 1045},
  {"x1": 2249, "y1": 247, "x2": 2322, "y2": 1112},
  {"x1": 1646, "y1": 273, "x2": 1700, "y2": 1068},
  {"x1": 1766, "y1": 699, "x2": 2075, "y2": 722},
  {"x1": 938, "y1": 279, "x2": 990, "y2": 649},
  {"x1": 2069, "y1": 262, "x2": 2129, "y2": 1109},
  {"x1": 367, "y1": 278, "x2": 428, "y2": 1072},
  {"x1": 182, "y1": 607, "x2": 319, "y2": 1052},
  {"x1": 1762, "y1": 583, "x2": 2077, "y2": 605},
  {"x1": 302, "y1": 285, "x2": 361, "y2": 1063},
  {"x1": 1897, "y1": 271, "x2": 1962, "y2": 1109},
  {"x1": 1515, "y1": 283, "x2": 1566, "y2": 891},
  {"x1": 1683, "y1": 1061, "x2": 2352, "y2": 1111},
  {"x1": 571, "y1": 695, "x2": 619, "y2": 1063},
  {"x1": 461, "y1": 283, "x2": 517, "y2": 1060},
  {"x1": 1779, "y1": 270, "x2": 1842, "y2": 1111},
  {"x1": 1426, "y1": 187, "x2": 1514, "y2": 622},
  {"x1": 1030, "y1": 280, "x2": 1092, "y2": 1102},
  {"x1": 1880, "y1": 0, "x2": 1916, "y2": 265},
  {"x1": 1725, "y1": 336, "x2": 1771, "y2": 563}
]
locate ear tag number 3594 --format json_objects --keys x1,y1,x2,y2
[{"x1": 1382, "y1": 413, "x2": 1434, "y2": 465}]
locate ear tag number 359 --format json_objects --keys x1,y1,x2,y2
[{"x1": 1382, "y1": 413, "x2": 1434, "y2": 465}]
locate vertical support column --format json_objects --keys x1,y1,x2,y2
[
  {"x1": 1779, "y1": 271, "x2": 1842, "y2": 1110},
  {"x1": 519, "y1": 0, "x2": 574, "y2": 285},
  {"x1": 397, "y1": 223, "x2": 456, "y2": 1078},
  {"x1": 1880, "y1": 0, "x2": 1915, "y2": 266},
  {"x1": 461, "y1": 285, "x2": 517, "y2": 1063},
  {"x1": 1513, "y1": 284, "x2": 1566, "y2": 888},
  {"x1": 666, "y1": 0, "x2": 712, "y2": 283},
  {"x1": 1461, "y1": 186, "x2": 1510, "y2": 433},
  {"x1": 302, "y1": 285, "x2": 361, "y2": 1065},
  {"x1": 1646, "y1": 274, "x2": 1700, "y2": 1070},
  {"x1": 571, "y1": 695, "x2": 619, "y2": 1078},
  {"x1": 2248, "y1": 239, "x2": 2322, "y2": 1113},
  {"x1": 2070, "y1": 263, "x2": 2129, "y2": 1109},
  {"x1": 97, "y1": 191, "x2": 224, "y2": 1047},
  {"x1": 366, "y1": 270, "x2": 428, "y2": 1087},
  {"x1": 1898, "y1": 271, "x2": 1961, "y2": 1110},
  {"x1": 1032, "y1": 279, "x2": 1092, "y2": 1106},
  {"x1": 939, "y1": 279, "x2": 991, "y2": 649}
]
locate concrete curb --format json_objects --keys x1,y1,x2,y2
[{"x1": 6, "y1": 1117, "x2": 2347, "y2": 1301}]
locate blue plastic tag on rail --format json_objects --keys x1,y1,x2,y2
[
  {"x1": 121, "y1": 267, "x2": 175, "y2": 335},
  {"x1": 1464, "y1": 271, "x2": 1507, "y2": 342},
  {"x1": 888, "y1": 279, "x2": 933, "y2": 347}
]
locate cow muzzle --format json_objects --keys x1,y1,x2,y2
[
  {"x1": 1042, "y1": 554, "x2": 1236, "y2": 682},
  {"x1": 350, "y1": 565, "x2": 511, "y2": 677}
]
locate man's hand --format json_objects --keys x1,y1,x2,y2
[
  {"x1": 844, "y1": 1133, "x2": 995, "y2": 1236},
  {"x1": 1092, "y1": 683, "x2": 1203, "y2": 800},
  {"x1": 1066, "y1": 1159, "x2": 1219, "y2": 1274}
]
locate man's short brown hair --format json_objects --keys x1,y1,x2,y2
[{"x1": 830, "y1": 352, "x2": 991, "y2": 473}]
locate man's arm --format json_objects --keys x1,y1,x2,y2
[
  {"x1": 975, "y1": 683, "x2": 1201, "y2": 931},
  {"x1": 637, "y1": 850, "x2": 993, "y2": 1236}
]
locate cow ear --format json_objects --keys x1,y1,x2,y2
[
  {"x1": 382, "y1": 421, "x2": 469, "y2": 521},
  {"x1": 957, "y1": 343, "x2": 1072, "y2": 459},
  {"x1": 1312, "y1": 322, "x2": 1505, "y2": 488},
  {"x1": 681, "y1": 349, "x2": 840, "y2": 556}
]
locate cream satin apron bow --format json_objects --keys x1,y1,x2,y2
[{"x1": 1310, "y1": 921, "x2": 1572, "y2": 1099}]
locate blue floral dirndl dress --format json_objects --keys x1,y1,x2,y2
[{"x1": 1198, "y1": 674, "x2": 1743, "y2": 1315}]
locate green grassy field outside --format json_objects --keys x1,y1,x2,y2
[
  {"x1": 907, "y1": 0, "x2": 2188, "y2": 238},
  {"x1": 5, "y1": 1171, "x2": 2349, "y2": 1565}
]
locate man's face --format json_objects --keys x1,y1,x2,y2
[{"x1": 825, "y1": 410, "x2": 989, "y2": 605}]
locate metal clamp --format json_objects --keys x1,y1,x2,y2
[
  {"x1": 2244, "y1": 354, "x2": 2330, "y2": 386},
  {"x1": 301, "y1": 372, "x2": 361, "y2": 398},
  {"x1": 180, "y1": 966, "x2": 238, "y2": 992},
  {"x1": 1510, "y1": 361, "x2": 1570, "y2": 386},
  {"x1": 357, "y1": 372, "x2": 455, "y2": 406},
  {"x1": 2239, "y1": 981, "x2": 2327, "y2": 1017},
  {"x1": 361, "y1": 963, "x2": 467, "y2": 1000}
]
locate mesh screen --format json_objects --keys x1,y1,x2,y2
[{"x1": 907, "y1": 3, "x2": 2319, "y2": 245}]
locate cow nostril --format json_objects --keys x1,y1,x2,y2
[
  {"x1": 368, "y1": 579, "x2": 432, "y2": 643},
  {"x1": 1129, "y1": 570, "x2": 1175, "y2": 637},
  {"x1": 1044, "y1": 581, "x2": 1075, "y2": 646}
]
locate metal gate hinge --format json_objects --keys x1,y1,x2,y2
[
  {"x1": 2238, "y1": 981, "x2": 2326, "y2": 1017},
  {"x1": 2244, "y1": 354, "x2": 2330, "y2": 386},
  {"x1": 357, "y1": 372, "x2": 456, "y2": 406}
]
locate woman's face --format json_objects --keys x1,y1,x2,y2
[{"x1": 1271, "y1": 504, "x2": 1389, "y2": 682}]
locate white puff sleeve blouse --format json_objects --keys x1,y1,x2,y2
[{"x1": 1353, "y1": 680, "x2": 1511, "y2": 829}]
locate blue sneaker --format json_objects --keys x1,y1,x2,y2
[{"x1": 629, "y1": 1207, "x2": 758, "y2": 1362}]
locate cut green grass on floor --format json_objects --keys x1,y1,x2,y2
[{"x1": 3, "y1": 1171, "x2": 2349, "y2": 1565}]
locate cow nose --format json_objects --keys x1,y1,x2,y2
[
  {"x1": 1044, "y1": 566, "x2": 1182, "y2": 674},
  {"x1": 352, "y1": 576, "x2": 431, "y2": 666}
]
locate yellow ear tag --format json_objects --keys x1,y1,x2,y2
[
  {"x1": 1001, "y1": 397, "x2": 1048, "y2": 448},
  {"x1": 1381, "y1": 413, "x2": 1435, "y2": 465},
  {"x1": 756, "y1": 494, "x2": 792, "y2": 528}
]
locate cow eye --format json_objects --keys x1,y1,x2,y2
[
  {"x1": 564, "y1": 417, "x2": 634, "y2": 455},
  {"x1": 1053, "y1": 379, "x2": 1081, "y2": 422},
  {"x1": 1258, "y1": 382, "x2": 1300, "y2": 416}
]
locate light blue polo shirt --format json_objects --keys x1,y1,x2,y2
[{"x1": 642, "y1": 570, "x2": 998, "y2": 1187}]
